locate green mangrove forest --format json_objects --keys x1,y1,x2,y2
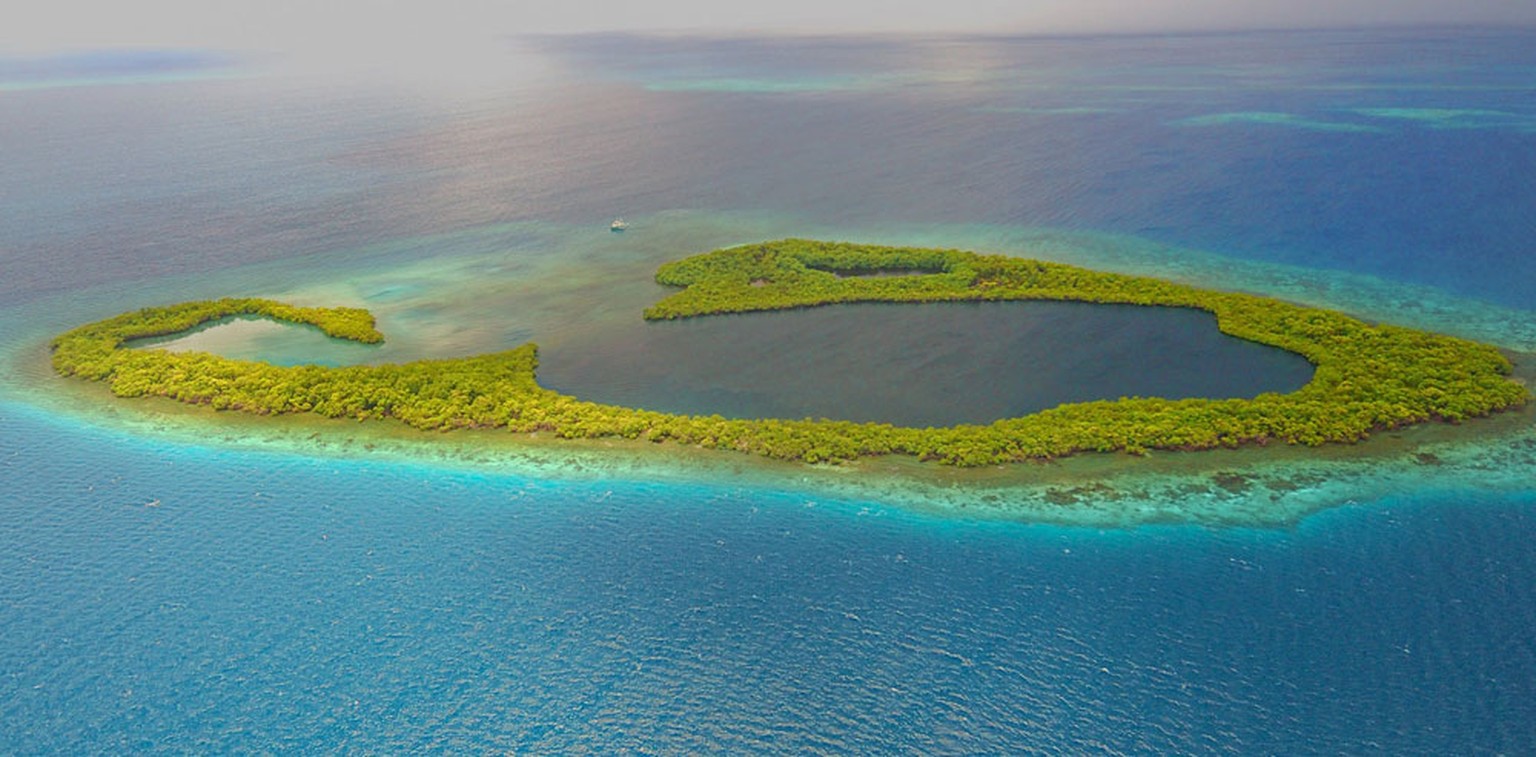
[{"x1": 51, "y1": 240, "x2": 1529, "y2": 466}]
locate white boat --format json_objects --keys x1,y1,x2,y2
[{"x1": 610, "y1": 218, "x2": 630, "y2": 232}]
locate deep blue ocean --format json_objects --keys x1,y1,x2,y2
[{"x1": 3, "y1": 28, "x2": 1536, "y2": 752}]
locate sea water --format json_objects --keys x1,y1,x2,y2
[{"x1": 2, "y1": 28, "x2": 1535, "y2": 752}]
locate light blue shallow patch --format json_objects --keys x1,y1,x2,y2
[
  {"x1": 1172, "y1": 111, "x2": 1385, "y2": 133},
  {"x1": 1350, "y1": 107, "x2": 1536, "y2": 132}
]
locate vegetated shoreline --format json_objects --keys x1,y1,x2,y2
[
  {"x1": 50, "y1": 239, "x2": 1530, "y2": 467},
  {"x1": 32, "y1": 360, "x2": 1536, "y2": 530}
]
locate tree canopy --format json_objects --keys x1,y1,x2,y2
[{"x1": 52, "y1": 240, "x2": 1529, "y2": 466}]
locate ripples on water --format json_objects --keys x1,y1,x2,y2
[
  {"x1": 2, "y1": 28, "x2": 1536, "y2": 753},
  {"x1": 3, "y1": 406, "x2": 1535, "y2": 752}
]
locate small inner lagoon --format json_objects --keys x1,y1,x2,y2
[
  {"x1": 539, "y1": 301, "x2": 1317, "y2": 427},
  {"x1": 131, "y1": 315, "x2": 383, "y2": 367}
]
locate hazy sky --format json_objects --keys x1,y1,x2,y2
[{"x1": 4, "y1": 0, "x2": 1534, "y2": 55}]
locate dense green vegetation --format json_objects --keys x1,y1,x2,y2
[{"x1": 52, "y1": 240, "x2": 1529, "y2": 466}]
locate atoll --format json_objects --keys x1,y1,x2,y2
[{"x1": 51, "y1": 240, "x2": 1529, "y2": 466}]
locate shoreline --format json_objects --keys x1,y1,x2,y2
[
  {"x1": 20, "y1": 350, "x2": 1536, "y2": 529},
  {"x1": 50, "y1": 241, "x2": 1530, "y2": 468},
  {"x1": 10, "y1": 224, "x2": 1536, "y2": 529}
]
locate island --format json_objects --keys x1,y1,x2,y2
[{"x1": 50, "y1": 239, "x2": 1530, "y2": 466}]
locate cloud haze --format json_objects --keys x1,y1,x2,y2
[{"x1": 3, "y1": 0, "x2": 1532, "y2": 55}]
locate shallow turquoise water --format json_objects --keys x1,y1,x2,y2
[
  {"x1": 4, "y1": 400, "x2": 1534, "y2": 752},
  {"x1": 3, "y1": 29, "x2": 1536, "y2": 752}
]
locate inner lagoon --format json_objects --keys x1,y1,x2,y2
[{"x1": 143, "y1": 297, "x2": 1317, "y2": 428}]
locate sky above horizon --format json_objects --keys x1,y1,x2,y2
[{"x1": 5, "y1": 0, "x2": 1535, "y2": 57}]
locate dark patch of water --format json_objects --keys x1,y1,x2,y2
[{"x1": 539, "y1": 301, "x2": 1315, "y2": 426}]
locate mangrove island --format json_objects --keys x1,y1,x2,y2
[{"x1": 51, "y1": 239, "x2": 1530, "y2": 466}]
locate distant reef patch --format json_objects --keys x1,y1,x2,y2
[{"x1": 1172, "y1": 111, "x2": 1384, "y2": 133}]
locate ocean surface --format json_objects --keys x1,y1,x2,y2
[{"x1": 3, "y1": 28, "x2": 1535, "y2": 752}]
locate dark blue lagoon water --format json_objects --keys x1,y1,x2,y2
[
  {"x1": 3, "y1": 28, "x2": 1536, "y2": 752},
  {"x1": 537, "y1": 301, "x2": 1315, "y2": 426}
]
